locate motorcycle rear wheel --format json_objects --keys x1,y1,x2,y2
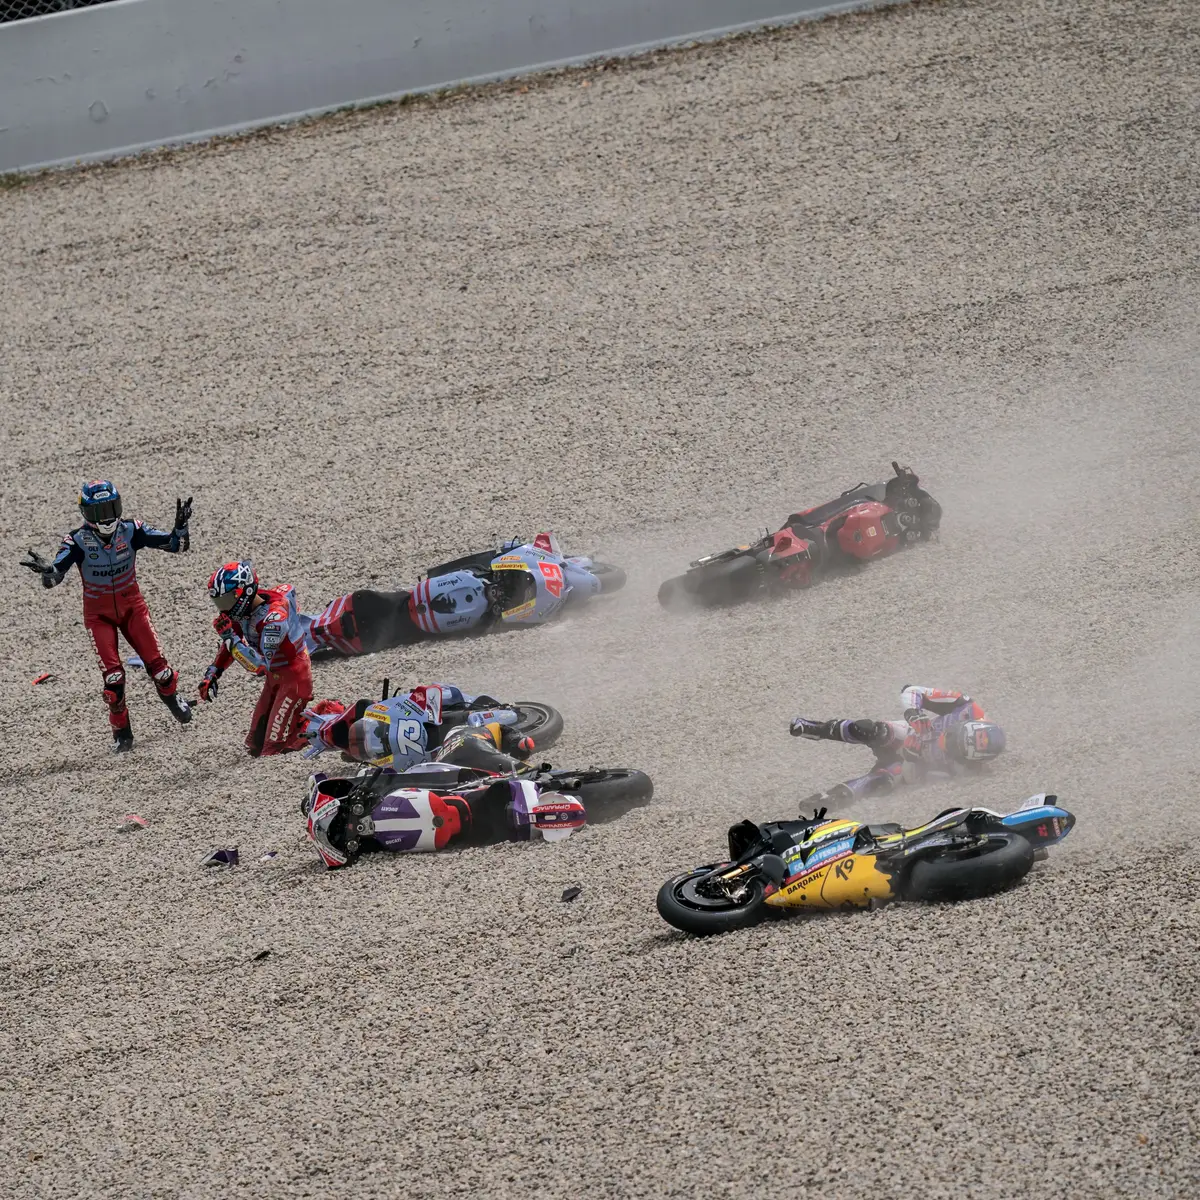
[
  {"x1": 657, "y1": 574, "x2": 697, "y2": 611},
  {"x1": 905, "y1": 833, "x2": 1035, "y2": 902},
  {"x1": 660, "y1": 554, "x2": 761, "y2": 611},
  {"x1": 656, "y1": 866, "x2": 769, "y2": 935},
  {"x1": 550, "y1": 767, "x2": 653, "y2": 808},
  {"x1": 587, "y1": 562, "x2": 627, "y2": 593}
]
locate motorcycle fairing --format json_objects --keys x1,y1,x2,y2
[
  {"x1": 490, "y1": 540, "x2": 601, "y2": 625},
  {"x1": 409, "y1": 572, "x2": 490, "y2": 634}
]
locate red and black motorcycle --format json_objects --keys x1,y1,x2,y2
[{"x1": 658, "y1": 463, "x2": 941, "y2": 611}]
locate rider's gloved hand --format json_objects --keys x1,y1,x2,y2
[
  {"x1": 20, "y1": 549, "x2": 56, "y2": 586},
  {"x1": 198, "y1": 664, "x2": 222, "y2": 702},
  {"x1": 213, "y1": 613, "x2": 236, "y2": 638},
  {"x1": 172, "y1": 497, "x2": 193, "y2": 551}
]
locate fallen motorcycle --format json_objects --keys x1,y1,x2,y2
[
  {"x1": 656, "y1": 795, "x2": 1074, "y2": 935},
  {"x1": 658, "y1": 462, "x2": 941, "y2": 611},
  {"x1": 303, "y1": 752, "x2": 654, "y2": 868},
  {"x1": 301, "y1": 680, "x2": 565, "y2": 766},
  {"x1": 306, "y1": 532, "x2": 626, "y2": 659}
]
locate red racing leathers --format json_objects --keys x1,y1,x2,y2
[
  {"x1": 44, "y1": 519, "x2": 188, "y2": 732},
  {"x1": 206, "y1": 584, "x2": 313, "y2": 756}
]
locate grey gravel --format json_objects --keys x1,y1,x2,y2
[{"x1": 2, "y1": 0, "x2": 1199, "y2": 1195}]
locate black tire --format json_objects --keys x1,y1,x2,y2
[
  {"x1": 656, "y1": 866, "x2": 769, "y2": 936},
  {"x1": 510, "y1": 701, "x2": 565, "y2": 752},
  {"x1": 550, "y1": 768, "x2": 653, "y2": 808},
  {"x1": 905, "y1": 833, "x2": 1035, "y2": 902},
  {"x1": 587, "y1": 561, "x2": 627, "y2": 594},
  {"x1": 658, "y1": 574, "x2": 697, "y2": 612},
  {"x1": 687, "y1": 554, "x2": 762, "y2": 608}
]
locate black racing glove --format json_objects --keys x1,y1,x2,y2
[
  {"x1": 20, "y1": 549, "x2": 57, "y2": 587},
  {"x1": 173, "y1": 497, "x2": 193, "y2": 552}
]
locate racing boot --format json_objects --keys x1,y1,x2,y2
[
  {"x1": 789, "y1": 717, "x2": 841, "y2": 741},
  {"x1": 113, "y1": 724, "x2": 135, "y2": 753},
  {"x1": 153, "y1": 667, "x2": 193, "y2": 725}
]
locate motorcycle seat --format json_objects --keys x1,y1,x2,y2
[{"x1": 864, "y1": 822, "x2": 904, "y2": 838}]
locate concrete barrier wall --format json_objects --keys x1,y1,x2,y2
[{"x1": 0, "y1": 0, "x2": 898, "y2": 174}]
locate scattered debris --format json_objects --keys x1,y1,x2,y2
[
  {"x1": 257, "y1": 850, "x2": 279, "y2": 863},
  {"x1": 117, "y1": 814, "x2": 148, "y2": 833},
  {"x1": 200, "y1": 847, "x2": 239, "y2": 868},
  {"x1": 561, "y1": 885, "x2": 583, "y2": 903},
  {"x1": 252, "y1": 949, "x2": 272, "y2": 962},
  {"x1": 31, "y1": 673, "x2": 55, "y2": 686},
  {"x1": 127, "y1": 654, "x2": 144, "y2": 669}
]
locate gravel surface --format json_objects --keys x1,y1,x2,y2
[{"x1": 2, "y1": 0, "x2": 1198, "y2": 1195}]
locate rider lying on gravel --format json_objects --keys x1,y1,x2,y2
[
  {"x1": 789, "y1": 685, "x2": 1006, "y2": 804},
  {"x1": 299, "y1": 683, "x2": 534, "y2": 769}
]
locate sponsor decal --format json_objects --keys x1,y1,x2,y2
[
  {"x1": 538, "y1": 561, "x2": 565, "y2": 599},
  {"x1": 502, "y1": 599, "x2": 538, "y2": 619},
  {"x1": 783, "y1": 867, "x2": 827, "y2": 895}
]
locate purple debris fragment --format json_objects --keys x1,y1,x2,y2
[
  {"x1": 561, "y1": 885, "x2": 583, "y2": 903},
  {"x1": 200, "y1": 847, "x2": 239, "y2": 867},
  {"x1": 127, "y1": 654, "x2": 144, "y2": 669}
]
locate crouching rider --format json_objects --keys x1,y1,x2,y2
[{"x1": 199, "y1": 561, "x2": 313, "y2": 756}]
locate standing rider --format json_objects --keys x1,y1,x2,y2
[
  {"x1": 789, "y1": 685, "x2": 1006, "y2": 803},
  {"x1": 20, "y1": 480, "x2": 194, "y2": 752},
  {"x1": 198, "y1": 562, "x2": 313, "y2": 757}
]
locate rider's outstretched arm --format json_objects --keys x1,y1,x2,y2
[{"x1": 30, "y1": 537, "x2": 83, "y2": 588}]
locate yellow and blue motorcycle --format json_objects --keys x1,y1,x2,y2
[{"x1": 657, "y1": 795, "x2": 1075, "y2": 936}]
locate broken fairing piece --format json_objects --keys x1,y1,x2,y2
[
  {"x1": 200, "y1": 847, "x2": 240, "y2": 867},
  {"x1": 118, "y1": 814, "x2": 148, "y2": 832}
]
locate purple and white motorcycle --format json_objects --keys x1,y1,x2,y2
[{"x1": 303, "y1": 750, "x2": 653, "y2": 869}]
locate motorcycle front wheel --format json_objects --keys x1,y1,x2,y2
[
  {"x1": 905, "y1": 833, "x2": 1035, "y2": 902},
  {"x1": 656, "y1": 866, "x2": 769, "y2": 936},
  {"x1": 510, "y1": 701, "x2": 565, "y2": 751}
]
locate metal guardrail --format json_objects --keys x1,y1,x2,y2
[{"x1": 0, "y1": 0, "x2": 902, "y2": 175}]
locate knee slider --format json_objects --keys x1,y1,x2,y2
[
  {"x1": 152, "y1": 666, "x2": 177, "y2": 695},
  {"x1": 103, "y1": 668, "x2": 126, "y2": 709}
]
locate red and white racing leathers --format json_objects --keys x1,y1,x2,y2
[
  {"x1": 210, "y1": 585, "x2": 313, "y2": 756},
  {"x1": 46, "y1": 519, "x2": 187, "y2": 732}
]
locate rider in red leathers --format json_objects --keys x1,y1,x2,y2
[
  {"x1": 20, "y1": 481, "x2": 194, "y2": 752},
  {"x1": 199, "y1": 561, "x2": 313, "y2": 757}
]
